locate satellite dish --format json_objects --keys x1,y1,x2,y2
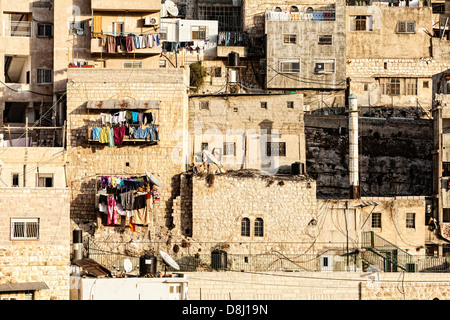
[
  {"x1": 123, "y1": 258, "x2": 132, "y2": 273},
  {"x1": 160, "y1": 250, "x2": 180, "y2": 271},
  {"x1": 165, "y1": 0, "x2": 179, "y2": 17},
  {"x1": 203, "y1": 149, "x2": 221, "y2": 165},
  {"x1": 146, "y1": 171, "x2": 164, "y2": 187}
]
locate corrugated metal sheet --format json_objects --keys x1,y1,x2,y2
[
  {"x1": 0, "y1": 282, "x2": 49, "y2": 293},
  {"x1": 86, "y1": 100, "x2": 160, "y2": 110},
  {"x1": 73, "y1": 258, "x2": 112, "y2": 278}
]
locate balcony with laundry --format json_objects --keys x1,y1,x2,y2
[
  {"x1": 216, "y1": 31, "x2": 250, "y2": 58},
  {"x1": 265, "y1": 5, "x2": 337, "y2": 22},
  {"x1": 90, "y1": 13, "x2": 161, "y2": 55}
]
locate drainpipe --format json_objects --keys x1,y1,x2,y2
[{"x1": 348, "y1": 94, "x2": 360, "y2": 199}]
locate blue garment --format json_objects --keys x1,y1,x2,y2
[
  {"x1": 153, "y1": 34, "x2": 160, "y2": 46},
  {"x1": 135, "y1": 35, "x2": 140, "y2": 49},
  {"x1": 146, "y1": 125, "x2": 159, "y2": 141},
  {"x1": 132, "y1": 112, "x2": 138, "y2": 123},
  {"x1": 92, "y1": 127, "x2": 101, "y2": 140},
  {"x1": 133, "y1": 127, "x2": 148, "y2": 139}
]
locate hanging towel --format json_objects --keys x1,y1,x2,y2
[
  {"x1": 132, "y1": 111, "x2": 139, "y2": 123},
  {"x1": 107, "y1": 196, "x2": 118, "y2": 226},
  {"x1": 99, "y1": 127, "x2": 109, "y2": 143},
  {"x1": 108, "y1": 128, "x2": 115, "y2": 148},
  {"x1": 113, "y1": 126, "x2": 126, "y2": 145}
]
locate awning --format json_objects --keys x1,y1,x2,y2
[
  {"x1": 87, "y1": 100, "x2": 160, "y2": 110},
  {"x1": 0, "y1": 282, "x2": 49, "y2": 293},
  {"x1": 353, "y1": 201, "x2": 378, "y2": 208}
]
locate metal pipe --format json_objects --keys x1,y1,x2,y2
[{"x1": 348, "y1": 94, "x2": 360, "y2": 199}]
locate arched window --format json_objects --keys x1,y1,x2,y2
[
  {"x1": 306, "y1": 7, "x2": 314, "y2": 13},
  {"x1": 274, "y1": 7, "x2": 282, "y2": 12},
  {"x1": 290, "y1": 6, "x2": 299, "y2": 12},
  {"x1": 254, "y1": 218, "x2": 264, "y2": 237},
  {"x1": 241, "y1": 218, "x2": 250, "y2": 237}
]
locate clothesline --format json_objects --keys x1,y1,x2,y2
[{"x1": 101, "y1": 33, "x2": 161, "y2": 53}]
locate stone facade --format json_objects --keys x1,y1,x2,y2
[
  {"x1": 65, "y1": 68, "x2": 190, "y2": 247},
  {"x1": 0, "y1": 188, "x2": 71, "y2": 300}
]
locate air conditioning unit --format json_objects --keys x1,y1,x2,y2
[{"x1": 145, "y1": 17, "x2": 159, "y2": 26}]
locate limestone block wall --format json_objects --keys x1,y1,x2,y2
[
  {"x1": 191, "y1": 172, "x2": 317, "y2": 253},
  {"x1": 0, "y1": 188, "x2": 71, "y2": 300},
  {"x1": 66, "y1": 68, "x2": 190, "y2": 243},
  {"x1": 185, "y1": 271, "x2": 450, "y2": 300}
]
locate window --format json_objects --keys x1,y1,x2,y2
[
  {"x1": 423, "y1": 81, "x2": 429, "y2": 88},
  {"x1": 286, "y1": 101, "x2": 294, "y2": 109},
  {"x1": 397, "y1": 21, "x2": 415, "y2": 34},
  {"x1": 260, "y1": 102, "x2": 267, "y2": 109},
  {"x1": 279, "y1": 60, "x2": 300, "y2": 73},
  {"x1": 443, "y1": 208, "x2": 450, "y2": 223},
  {"x1": 159, "y1": 60, "x2": 167, "y2": 68},
  {"x1": 112, "y1": 22, "x2": 124, "y2": 36},
  {"x1": 283, "y1": 34, "x2": 297, "y2": 44},
  {"x1": 266, "y1": 142, "x2": 286, "y2": 157},
  {"x1": 254, "y1": 218, "x2": 264, "y2": 237},
  {"x1": 406, "y1": 78, "x2": 417, "y2": 95},
  {"x1": 37, "y1": 23, "x2": 53, "y2": 37},
  {"x1": 123, "y1": 62, "x2": 142, "y2": 69},
  {"x1": 372, "y1": 212, "x2": 382, "y2": 229},
  {"x1": 380, "y1": 78, "x2": 401, "y2": 95},
  {"x1": 350, "y1": 16, "x2": 373, "y2": 31},
  {"x1": 314, "y1": 60, "x2": 335, "y2": 74},
  {"x1": 12, "y1": 173, "x2": 19, "y2": 187},
  {"x1": 199, "y1": 101, "x2": 209, "y2": 110},
  {"x1": 36, "y1": 69, "x2": 52, "y2": 84},
  {"x1": 223, "y1": 142, "x2": 236, "y2": 156},
  {"x1": 192, "y1": 26, "x2": 207, "y2": 40},
  {"x1": 241, "y1": 218, "x2": 250, "y2": 237},
  {"x1": 318, "y1": 35, "x2": 333, "y2": 45},
  {"x1": 11, "y1": 218, "x2": 40, "y2": 240},
  {"x1": 363, "y1": 83, "x2": 369, "y2": 91},
  {"x1": 201, "y1": 142, "x2": 209, "y2": 151},
  {"x1": 432, "y1": 3, "x2": 445, "y2": 14},
  {"x1": 406, "y1": 212, "x2": 415, "y2": 229},
  {"x1": 37, "y1": 174, "x2": 53, "y2": 187},
  {"x1": 198, "y1": 4, "x2": 242, "y2": 32}
]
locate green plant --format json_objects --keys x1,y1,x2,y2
[{"x1": 190, "y1": 63, "x2": 207, "y2": 92}]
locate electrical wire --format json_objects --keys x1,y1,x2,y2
[{"x1": 0, "y1": 79, "x2": 54, "y2": 97}]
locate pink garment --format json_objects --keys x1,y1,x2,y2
[{"x1": 107, "y1": 196, "x2": 118, "y2": 226}]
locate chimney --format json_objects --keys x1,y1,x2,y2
[{"x1": 348, "y1": 94, "x2": 360, "y2": 199}]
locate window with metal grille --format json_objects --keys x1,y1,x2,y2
[
  {"x1": 380, "y1": 78, "x2": 401, "y2": 95},
  {"x1": 283, "y1": 34, "x2": 297, "y2": 44},
  {"x1": 397, "y1": 21, "x2": 415, "y2": 34},
  {"x1": 350, "y1": 15, "x2": 372, "y2": 31},
  {"x1": 160, "y1": 27, "x2": 168, "y2": 40},
  {"x1": 11, "y1": 218, "x2": 40, "y2": 240},
  {"x1": 406, "y1": 212, "x2": 415, "y2": 229},
  {"x1": 191, "y1": 26, "x2": 207, "y2": 40},
  {"x1": 266, "y1": 142, "x2": 286, "y2": 157},
  {"x1": 198, "y1": 5, "x2": 242, "y2": 32},
  {"x1": 241, "y1": 218, "x2": 250, "y2": 237},
  {"x1": 36, "y1": 69, "x2": 52, "y2": 84},
  {"x1": 199, "y1": 101, "x2": 209, "y2": 110},
  {"x1": 123, "y1": 62, "x2": 143, "y2": 69},
  {"x1": 223, "y1": 142, "x2": 236, "y2": 156},
  {"x1": 318, "y1": 35, "x2": 332, "y2": 45},
  {"x1": 279, "y1": 60, "x2": 300, "y2": 73},
  {"x1": 37, "y1": 23, "x2": 53, "y2": 37},
  {"x1": 254, "y1": 218, "x2": 264, "y2": 237},
  {"x1": 372, "y1": 212, "x2": 382, "y2": 229}
]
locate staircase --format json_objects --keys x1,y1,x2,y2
[{"x1": 361, "y1": 231, "x2": 413, "y2": 272}]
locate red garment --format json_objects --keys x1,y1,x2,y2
[{"x1": 113, "y1": 126, "x2": 125, "y2": 145}]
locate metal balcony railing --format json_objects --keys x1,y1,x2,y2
[{"x1": 7, "y1": 21, "x2": 32, "y2": 37}]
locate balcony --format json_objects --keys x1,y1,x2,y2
[
  {"x1": 91, "y1": 33, "x2": 161, "y2": 55},
  {"x1": 265, "y1": 10, "x2": 336, "y2": 22},
  {"x1": 91, "y1": 0, "x2": 160, "y2": 12}
]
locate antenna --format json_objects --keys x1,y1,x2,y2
[
  {"x1": 160, "y1": 250, "x2": 180, "y2": 276},
  {"x1": 165, "y1": 0, "x2": 179, "y2": 17}
]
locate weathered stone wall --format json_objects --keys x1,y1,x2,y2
[
  {"x1": 190, "y1": 171, "x2": 317, "y2": 253},
  {"x1": 0, "y1": 188, "x2": 71, "y2": 300},
  {"x1": 305, "y1": 115, "x2": 433, "y2": 198},
  {"x1": 185, "y1": 271, "x2": 450, "y2": 300},
  {"x1": 66, "y1": 68, "x2": 190, "y2": 246}
]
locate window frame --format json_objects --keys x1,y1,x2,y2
[
  {"x1": 266, "y1": 142, "x2": 287, "y2": 157},
  {"x1": 223, "y1": 142, "x2": 236, "y2": 156},
  {"x1": 350, "y1": 15, "x2": 373, "y2": 32},
  {"x1": 406, "y1": 212, "x2": 416, "y2": 229},
  {"x1": 241, "y1": 218, "x2": 250, "y2": 237},
  {"x1": 279, "y1": 59, "x2": 300, "y2": 74},
  {"x1": 372, "y1": 212, "x2": 382, "y2": 229},
  {"x1": 380, "y1": 78, "x2": 401, "y2": 96},
  {"x1": 397, "y1": 21, "x2": 416, "y2": 34},
  {"x1": 123, "y1": 61, "x2": 143, "y2": 69},
  {"x1": 318, "y1": 35, "x2": 333, "y2": 45},
  {"x1": 10, "y1": 218, "x2": 40, "y2": 240},
  {"x1": 37, "y1": 23, "x2": 53, "y2": 38},
  {"x1": 191, "y1": 26, "x2": 208, "y2": 40},
  {"x1": 254, "y1": 218, "x2": 264, "y2": 237},
  {"x1": 283, "y1": 34, "x2": 297, "y2": 44},
  {"x1": 314, "y1": 60, "x2": 335, "y2": 74},
  {"x1": 36, "y1": 69, "x2": 52, "y2": 85},
  {"x1": 36, "y1": 173, "x2": 53, "y2": 188}
]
